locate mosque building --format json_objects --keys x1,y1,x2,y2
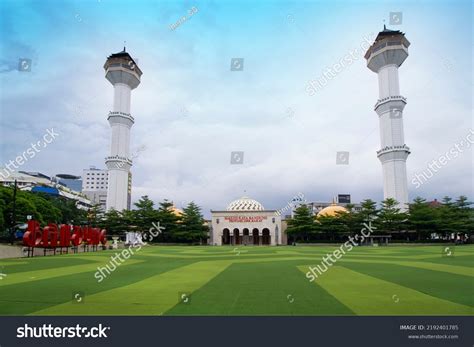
[{"x1": 210, "y1": 196, "x2": 286, "y2": 246}]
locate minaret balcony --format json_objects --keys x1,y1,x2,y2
[
  {"x1": 108, "y1": 111, "x2": 134, "y2": 122},
  {"x1": 376, "y1": 144, "x2": 411, "y2": 157},
  {"x1": 105, "y1": 155, "x2": 133, "y2": 170},
  {"x1": 374, "y1": 95, "x2": 406, "y2": 109},
  {"x1": 374, "y1": 95, "x2": 407, "y2": 114},
  {"x1": 107, "y1": 111, "x2": 135, "y2": 127}
]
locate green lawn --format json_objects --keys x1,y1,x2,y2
[{"x1": 0, "y1": 245, "x2": 472, "y2": 316}]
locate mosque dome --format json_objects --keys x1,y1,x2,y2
[
  {"x1": 317, "y1": 203, "x2": 348, "y2": 217},
  {"x1": 168, "y1": 205, "x2": 183, "y2": 216},
  {"x1": 226, "y1": 196, "x2": 264, "y2": 211}
]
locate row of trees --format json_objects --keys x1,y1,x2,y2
[
  {"x1": 90, "y1": 196, "x2": 209, "y2": 243},
  {"x1": 286, "y1": 196, "x2": 474, "y2": 242},
  {"x1": 1, "y1": 183, "x2": 472, "y2": 244},
  {"x1": 0, "y1": 185, "x2": 208, "y2": 244},
  {"x1": 0, "y1": 186, "x2": 88, "y2": 238}
]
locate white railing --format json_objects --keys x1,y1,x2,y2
[
  {"x1": 108, "y1": 111, "x2": 135, "y2": 122},
  {"x1": 374, "y1": 95, "x2": 407, "y2": 109},
  {"x1": 105, "y1": 155, "x2": 133, "y2": 165},
  {"x1": 376, "y1": 144, "x2": 410, "y2": 156}
]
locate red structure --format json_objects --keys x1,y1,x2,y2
[{"x1": 22, "y1": 220, "x2": 107, "y2": 257}]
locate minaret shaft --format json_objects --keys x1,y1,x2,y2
[
  {"x1": 365, "y1": 28, "x2": 411, "y2": 210},
  {"x1": 109, "y1": 84, "x2": 132, "y2": 158},
  {"x1": 103, "y1": 50, "x2": 142, "y2": 211},
  {"x1": 377, "y1": 67, "x2": 405, "y2": 148},
  {"x1": 113, "y1": 83, "x2": 131, "y2": 113},
  {"x1": 378, "y1": 65, "x2": 400, "y2": 98}
]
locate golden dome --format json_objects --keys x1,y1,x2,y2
[
  {"x1": 317, "y1": 204, "x2": 348, "y2": 218},
  {"x1": 168, "y1": 205, "x2": 183, "y2": 216}
]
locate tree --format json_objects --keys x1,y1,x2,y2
[
  {"x1": 286, "y1": 204, "x2": 316, "y2": 242},
  {"x1": 408, "y1": 197, "x2": 437, "y2": 240},
  {"x1": 101, "y1": 209, "x2": 125, "y2": 235},
  {"x1": 178, "y1": 202, "x2": 209, "y2": 243},
  {"x1": 120, "y1": 209, "x2": 137, "y2": 233},
  {"x1": 377, "y1": 198, "x2": 407, "y2": 234},
  {"x1": 156, "y1": 200, "x2": 181, "y2": 242},
  {"x1": 30, "y1": 194, "x2": 62, "y2": 224},
  {"x1": 87, "y1": 203, "x2": 104, "y2": 226},
  {"x1": 337, "y1": 204, "x2": 360, "y2": 235},
  {"x1": 45, "y1": 196, "x2": 86, "y2": 224},
  {"x1": 133, "y1": 196, "x2": 160, "y2": 231},
  {"x1": 437, "y1": 196, "x2": 457, "y2": 237},
  {"x1": 0, "y1": 197, "x2": 5, "y2": 234},
  {"x1": 5, "y1": 197, "x2": 40, "y2": 226},
  {"x1": 453, "y1": 196, "x2": 474, "y2": 236},
  {"x1": 357, "y1": 199, "x2": 378, "y2": 224},
  {"x1": 315, "y1": 214, "x2": 347, "y2": 240}
]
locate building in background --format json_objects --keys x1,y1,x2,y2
[
  {"x1": 0, "y1": 170, "x2": 92, "y2": 209},
  {"x1": 305, "y1": 195, "x2": 362, "y2": 216},
  {"x1": 337, "y1": 194, "x2": 351, "y2": 204},
  {"x1": 18, "y1": 171, "x2": 50, "y2": 181},
  {"x1": 365, "y1": 26, "x2": 411, "y2": 210},
  {"x1": 103, "y1": 48, "x2": 142, "y2": 211},
  {"x1": 82, "y1": 167, "x2": 108, "y2": 210},
  {"x1": 210, "y1": 196, "x2": 284, "y2": 246},
  {"x1": 55, "y1": 174, "x2": 82, "y2": 192},
  {"x1": 1, "y1": 170, "x2": 51, "y2": 189},
  {"x1": 285, "y1": 194, "x2": 360, "y2": 217}
]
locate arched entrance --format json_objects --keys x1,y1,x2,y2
[
  {"x1": 242, "y1": 228, "x2": 250, "y2": 245},
  {"x1": 233, "y1": 228, "x2": 240, "y2": 245},
  {"x1": 252, "y1": 228, "x2": 259, "y2": 245},
  {"x1": 222, "y1": 228, "x2": 230, "y2": 245},
  {"x1": 262, "y1": 228, "x2": 270, "y2": 245}
]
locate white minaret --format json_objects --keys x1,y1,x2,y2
[
  {"x1": 104, "y1": 48, "x2": 142, "y2": 211},
  {"x1": 365, "y1": 26, "x2": 410, "y2": 210}
]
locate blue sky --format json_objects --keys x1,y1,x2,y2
[{"x1": 0, "y1": 0, "x2": 472, "y2": 215}]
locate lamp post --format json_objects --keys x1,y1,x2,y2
[{"x1": 10, "y1": 179, "x2": 18, "y2": 244}]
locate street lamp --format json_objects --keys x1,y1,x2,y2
[{"x1": 10, "y1": 179, "x2": 18, "y2": 244}]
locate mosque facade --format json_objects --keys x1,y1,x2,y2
[{"x1": 210, "y1": 197, "x2": 285, "y2": 246}]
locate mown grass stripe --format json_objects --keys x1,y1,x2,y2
[
  {"x1": 0, "y1": 259, "x2": 144, "y2": 286},
  {"x1": 32, "y1": 260, "x2": 232, "y2": 315},
  {"x1": 167, "y1": 261, "x2": 353, "y2": 315},
  {"x1": 297, "y1": 265, "x2": 472, "y2": 315},
  {"x1": 0, "y1": 258, "x2": 191, "y2": 315},
  {"x1": 339, "y1": 261, "x2": 473, "y2": 307},
  {"x1": 337, "y1": 258, "x2": 474, "y2": 277}
]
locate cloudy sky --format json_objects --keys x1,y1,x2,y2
[{"x1": 0, "y1": 0, "x2": 472, "y2": 217}]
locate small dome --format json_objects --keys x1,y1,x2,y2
[
  {"x1": 168, "y1": 205, "x2": 183, "y2": 216},
  {"x1": 317, "y1": 204, "x2": 348, "y2": 217},
  {"x1": 226, "y1": 196, "x2": 264, "y2": 211}
]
